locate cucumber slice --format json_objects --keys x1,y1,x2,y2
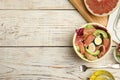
[{"x1": 94, "y1": 36, "x2": 102, "y2": 46}]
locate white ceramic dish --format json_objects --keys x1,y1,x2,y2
[
  {"x1": 73, "y1": 23, "x2": 112, "y2": 62},
  {"x1": 107, "y1": 7, "x2": 120, "y2": 43}
]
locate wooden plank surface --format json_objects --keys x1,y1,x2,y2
[
  {"x1": 70, "y1": 0, "x2": 108, "y2": 26},
  {"x1": 0, "y1": 47, "x2": 120, "y2": 80},
  {"x1": 0, "y1": 0, "x2": 74, "y2": 9},
  {"x1": 0, "y1": 0, "x2": 119, "y2": 80},
  {"x1": 0, "y1": 10, "x2": 86, "y2": 46}
]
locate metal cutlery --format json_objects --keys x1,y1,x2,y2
[{"x1": 79, "y1": 64, "x2": 120, "y2": 72}]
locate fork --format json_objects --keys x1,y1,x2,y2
[{"x1": 79, "y1": 64, "x2": 120, "y2": 72}]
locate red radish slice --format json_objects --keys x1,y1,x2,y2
[{"x1": 84, "y1": 0, "x2": 120, "y2": 16}]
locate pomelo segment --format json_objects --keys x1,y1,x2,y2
[{"x1": 84, "y1": 0, "x2": 120, "y2": 16}]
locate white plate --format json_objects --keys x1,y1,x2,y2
[{"x1": 107, "y1": 7, "x2": 120, "y2": 43}]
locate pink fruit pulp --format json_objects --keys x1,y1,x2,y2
[{"x1": 84, "y1": 0, "x2": 119, "y2": 16}]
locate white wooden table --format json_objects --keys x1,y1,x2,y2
[{"x1": 0, "y1": 0, "x2": 120, "y2": 80}]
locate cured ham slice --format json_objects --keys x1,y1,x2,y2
[
  {"x1": 98, "y1": 45, "x2": 106, "y2": 58},
  {"x1": 78, "y1": 41, "x2": 85, "y2": 55},
  {"x1": 103, "y1": 38, "x2": 110, "y2": 51},
  {"x1": 84, "y1": 34, "x2": 95, "y2": 47}
]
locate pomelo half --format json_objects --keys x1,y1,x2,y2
[{"x1": 84, "y1": 0, "x2": 120, "y2": 16}]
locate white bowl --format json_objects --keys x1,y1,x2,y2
[{"x1": 73, "y1": 23, "x2": 112, "y2": 62}]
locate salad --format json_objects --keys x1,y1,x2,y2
[{"x1": 74, "y1": 24, "x2": 111, "y2": 61}]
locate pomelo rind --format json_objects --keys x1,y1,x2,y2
[{"x1": 84, "y1": 0, "x2": 120, "y2": 17}]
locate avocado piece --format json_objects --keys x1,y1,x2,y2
[
  {"x1": 86, "y1": 48, "x2": 100, "y2": 56},
  {"x1": 93, "y1": 29, "x2": 108, "y2": 38},
  {"x1": 85, "y1": 25, "x2": 94, "y2": 29}
]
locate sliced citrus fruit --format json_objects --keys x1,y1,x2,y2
[{"x1": 84, "y1": 0, "x2": 120, "y2": 16}]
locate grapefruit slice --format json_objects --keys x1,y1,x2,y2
[{"x1": 84, "y1": 0, "x2": 120, "y2": 16}]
